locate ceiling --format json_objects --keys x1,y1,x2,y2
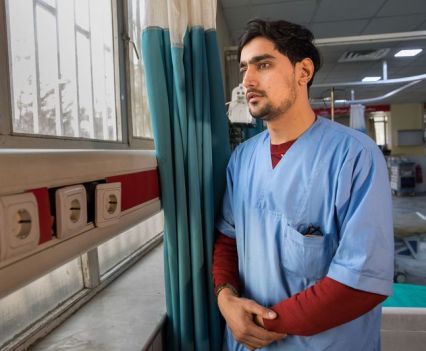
[{"x1": 219, "y1": 0, "x2": 426, "y2": 105}]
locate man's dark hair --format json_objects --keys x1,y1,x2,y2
[{"x1": 238, "y1": 19, "x2": 321, "y2": 88}]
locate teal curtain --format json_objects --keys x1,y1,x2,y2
[{"x1": 142, "y1": 26, "x2": 230, "y2": 351}]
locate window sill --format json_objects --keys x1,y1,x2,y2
[{"x1": 28, "y1": 243, "x2": 166, "y2": 351}]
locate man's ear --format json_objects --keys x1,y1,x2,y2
[{"x1": 297, "y1": 58, "x2": 314, "y2": 86}]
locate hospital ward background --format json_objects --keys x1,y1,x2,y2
[{"x1": 0, "y1": 0, "x2": 426, "y2": 350}]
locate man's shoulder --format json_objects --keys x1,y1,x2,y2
[
  {"x1": 317, "y1": 117, "x2": 381, "y2": 156},
  {"x1": 226, "y1": 130, "x2": 268, "y2": 172},
  {"x1": 233, "y1": 129, "x2": 268, "y2": 155}
]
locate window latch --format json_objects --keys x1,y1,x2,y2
[{"x1": 122, "y1": 33, "x2": 140, "y2": 60}]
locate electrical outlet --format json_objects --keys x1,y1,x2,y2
[
  {"x1": 55, "y1": 185, "x2": 87, "y2": 239},
  {"x1": 0, "y1": 192, "x2": 40, "y2": 260},
  {"x1": 95, "y1": 182, "x2": 121, "y2": 227}
]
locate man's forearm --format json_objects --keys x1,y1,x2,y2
[
  {"x1": 212, "y1": 233, "x2": 241, "y2": 294},
  {"x1": 263, "y1": 277, "x2": 387, "y2": 336}
]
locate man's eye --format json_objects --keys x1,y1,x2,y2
[
  {"x1": 258, "y1": 63, "x2": 269, "y2": 69},
  {"x1": 239, "y1": 67, "x2": 247, "y2": 73}
]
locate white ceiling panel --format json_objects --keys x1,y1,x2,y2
[
  {"x1": 396, "y1": 63, "x2": 426, "y2": 76},
  {"x1": 362, "y1": 15, "x2": 426, "y2": 35},
  {"x1": 250, "y1": 1, "x2": 316, "y2": 24},
  {"x1": 377, "y1": 0, "x2": 426, "y2": 17},
  {"x1": 314, "y1": 0, "x2": 387, "y2": 22},
  {"x1": 330, "y1": 62, "x2": 380, "y2": 74},
  {"x1": 250, "y1": 0, "x2": 302, "y2": 4},
  {"x1": 317, "y1": 47, "x2": 349, "y2": 61},
  {"x1": 417, "y1": 19, "x2": 426, "y2": 30},
  {"x1": 220, "y1": 0, "x2": 250, "y2": 8},
  {"x1": 231, "y1": 30, "x2": 244, "y2": 44},
  {"x1": 309, "y1": 20, "x2": 369, "y2": 38},
  {"x1": 223, "y1": 6, "x2": 252, "y2": 32}
]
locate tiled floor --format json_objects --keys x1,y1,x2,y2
[
  {"x1": 393, "y1": 194, "x2": 426, "y2": 234},
  {"x1": 392, "y1": 194, "x2": 426, "y2": 285}
]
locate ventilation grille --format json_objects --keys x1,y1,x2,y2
[{"x1": 338, "y1": 48, "x2": 390, "y2": 62}]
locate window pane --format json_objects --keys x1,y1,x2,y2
[
  {"x1": 374, "y1": 121, "x2": 385, "y2": 145},
  {"x1": 0, "y1": 258, "x2": 84, "y2": 347},
  {"x1": 41, "y1": 0, "x2": 56, "y2": 7},
  {"x1": 372, "y1": 112, "x2": 388, "y2": 146},
  {"x1": 6, "y1": 0, "x2": 119, "y2": 141},
  {"x1": 76, "y1": 30, "x2": 95, "y2": 138},
  {"x1": 128, "y1": 0, "x2": 153, "y2": 139},
  {"x1": 57, "y1": 0, "x2": 79, "y2": 137},
  {"x1": 37, "y1": 4, "x2": 60, "y2": 135},
  {"x1": 98, "y1": 212, "x2": 164, "y2": 275},
  {"x1": 7, "y1": 0, "x2": 38, "y2": 134}
]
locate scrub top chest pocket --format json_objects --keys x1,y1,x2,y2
[{"x1": 282, "y1": 224, "x2": 332, "y2": 281}]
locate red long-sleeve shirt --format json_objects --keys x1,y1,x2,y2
[{"x1": 212, "y1": 140, "x2": 387, "y2": 336}]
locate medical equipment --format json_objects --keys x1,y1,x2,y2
[{"x1": 227, "y1": 84, "x2": 255, "y2": 125}]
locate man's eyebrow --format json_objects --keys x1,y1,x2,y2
[{"x1": 240, "y1": 54, "x2": 276, "y2": 67}]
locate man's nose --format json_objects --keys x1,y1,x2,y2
[{"x1": 242, "y1": 66, "x2": 257, "y2": 89}]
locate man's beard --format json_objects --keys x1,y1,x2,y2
[
  {"x1": 249, "y1": 100, "x2": 293, "y2": 121},
  {"x1": 248, "y1": 80, "x2": 297, "y2": 122}
]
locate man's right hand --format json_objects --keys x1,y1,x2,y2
[{"x1": 217, "y1": 288, "x2": 287, "y2": 350}]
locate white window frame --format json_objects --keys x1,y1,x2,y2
[{"x1": 0, "y1": 0, "x2": 154, "y2": 150}]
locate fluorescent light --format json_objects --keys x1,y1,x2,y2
[
  {"x1": 362, "y1": 76, "x2": 381, "y2": 82},
  {"x1": 394, "y1": 49, "x2": 423, "y2": 57}
]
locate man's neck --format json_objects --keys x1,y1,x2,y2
[{"x1": 267, "y1": 105, "x2": 316, "y2": 145}]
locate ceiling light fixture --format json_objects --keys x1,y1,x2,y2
[
  {"x1": 394, "y1": 49, "x2": 423, "y2": 57},
  {"x1": 362, "y1": 76, "x2": 381, "y2": 82}
]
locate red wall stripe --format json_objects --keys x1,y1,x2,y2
[
  {"x1": 106, "y1": 169, "x2": 160, "y2": 211},
  {"x1": 28, "y1": 188, "x2": 53, "y2": 244},
  {"x1": 313, "y1": 104, "x2": 390, "y2": 116}
]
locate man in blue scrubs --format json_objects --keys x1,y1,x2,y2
[{"x1": 214, "y1": 19, "x2": 394, "y2": 350}]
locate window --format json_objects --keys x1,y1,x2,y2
[
  {"x1": 127, "y1": 0, "x2": 153, "y2": 139},
  {"x1": 98, "y1": 211, "x2": 163, "y2": 275},
  {"x1": 6, "y1": 0, "x2": 119, "y2": 141},
  {"x1": 371, "y1": 111, "x2": 388, "y2": 146},
  {"x1": 0, "y1": 258, "x2": 83, "y2": 347}
]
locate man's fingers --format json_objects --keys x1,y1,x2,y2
[
  {"x1": 234, "y1": 317, "x2": 285, "y2": 347},
  {"x1": 249, "y1": 322, "x2": 286, "y2": 341},
  {"x1": 218, "y1": 295, "x2": 285, "y2": 349},
  {"x1": 243, "y1": 299, "x2": 277, "y2": 320}
]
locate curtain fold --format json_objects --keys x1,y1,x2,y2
[{"x1": 141, "y1": 1, "x2": 230, "y2": 349}]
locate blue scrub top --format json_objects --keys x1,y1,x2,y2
[{"x1": 216, "y1": 117, "x2": 394, "y2": 351}]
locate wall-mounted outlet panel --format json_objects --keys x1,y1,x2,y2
[
  {"x1": 0, "y1": 193, "x2": 40, "y2": 260},
  {"x1": 55, "y1": 185, "x2": 87, "y2": 239},
  {"x1": 95, "y1": 182, "x2": 121, "y2": 227}
]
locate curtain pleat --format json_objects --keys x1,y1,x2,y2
[{"x1": 142, "y1": 21, "x2": 230, "y2": 350}]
